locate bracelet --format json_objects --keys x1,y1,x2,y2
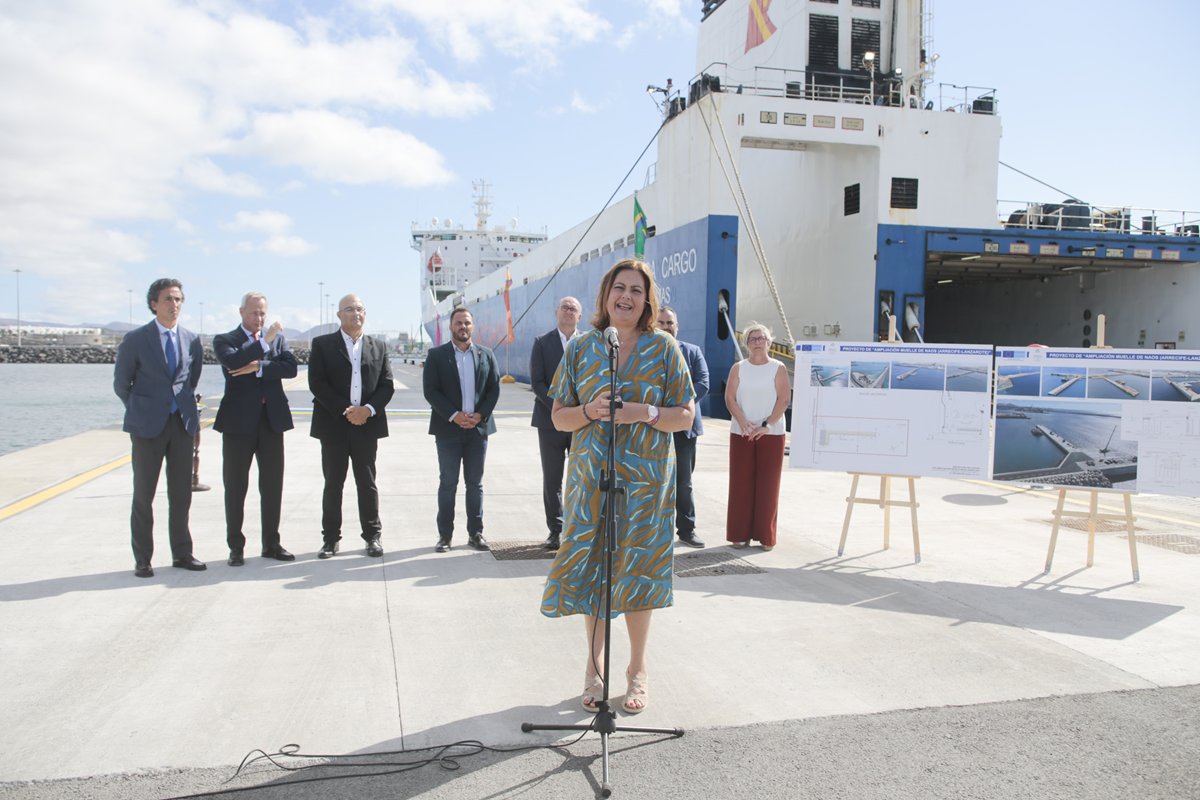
[{"x1": 581, "y1": 403, "x2": 593, "y2": 422}]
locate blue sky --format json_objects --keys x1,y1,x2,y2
[{"x1": 2, "y1": 0, "x2": 1197, "y2": 338}]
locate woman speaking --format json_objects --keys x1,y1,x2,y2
[{"x1": 541, "y1": 258, "x2": 696, "y2": 715}]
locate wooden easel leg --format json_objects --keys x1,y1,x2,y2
[
  {"x1": 908, "y1": 478, "x2": 921, "y2": 564},
  {"x1": 1124, "y1": 492, "x2": 1140, "y2": 583},
  {"x1": 838, "y1": 474, "x2": 860, "y2": 557},
  {"x1": 1045, "y1": 488, "x2": 1067, "y2": 575},
  {"x1": 881, "y1": 476, "x2": 891, "y2": 550},
  {"x1": 1086, "y1": 491, "x2": 1098, "y2": 568}
]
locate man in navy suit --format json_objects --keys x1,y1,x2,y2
[
  {"x1": 113, "y1": 278, "x2": 206, "y2": 577},
  {"x1": 213, "y1": 291, "x2": 298, "y2": 566},
  {"x1": 309, "y1": 294, "x2": 394, "y2": 559},
  {"x1": 657, "y1": 306, "x2": 709, "y2": 548},
  {"x1": 529, "y1": 296, "x2": 581, "y2": 552},
  {"x1": 423, "y1": 307, "x2": 501, "y2": 553}
]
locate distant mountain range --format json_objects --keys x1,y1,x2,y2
[{"x1": 0, "y1": 317, "x2": 339, "y2": 342}]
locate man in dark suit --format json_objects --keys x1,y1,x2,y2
[
  {"x1": 529, "y1": 296, "x2": 581, "y2": 551},
  {"x1": 423, "y1": 307, "x2": 501, "y2": 553},
  {"x1": 657, "y1": 306, "x2": 709, "y2": 548},
  {"x1": 113, "y1": 278, "x2": 206, "y2": 577},
  {"x1": 309, "y1": 294, "x2": 394, "y2": 559},
  {"x1": 213, "y1": 291, "x2": 298, "y2": 566}
]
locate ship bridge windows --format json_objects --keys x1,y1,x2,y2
[
  {"x1": 891, "y1": 178, "x2": 919, "y2": 209},
  {"x1": 851, "y1": 18, "x2": 881, "y2": 72},
  {"x1": 852, "y1": 0, "x2": 881, "y2": 7},
  {"x1": 845, "y1": 183, "x2": 861, "y2": 216},
  {"x1": 808, "y1": 14, "x2": 839, "y2": 70}
]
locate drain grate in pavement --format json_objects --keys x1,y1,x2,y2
[
  {"x1": 490, "y1": 541, "x2": 556, "y2": 561},
  {"x1": 674, "y1": 550, "x2": 765, "y2": 578},
  {"x1": 1124, "y1": 533, "x2": 1200, "y2": 555},
  {"x1": 1042, "y1": 518, "x2": 1146, "y2": 534}
]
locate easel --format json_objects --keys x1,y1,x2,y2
[
  {"x1": 837, "y1": 315, "x2": 922, "y2": 563},
  {"x1": 1040, "y1": 314, "x2": 1140, "y2": 582}
]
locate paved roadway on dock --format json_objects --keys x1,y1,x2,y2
[{"x1": 1, "y1": 362, "x2": 1199, "y2": 799}]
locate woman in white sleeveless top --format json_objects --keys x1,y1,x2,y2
[{"x1": 724, "y1": 323, "x2": 792, "y2": 549}]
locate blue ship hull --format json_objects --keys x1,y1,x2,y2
[{"x1": 425, "y1": 214, "x2": 741, "y2": 419}]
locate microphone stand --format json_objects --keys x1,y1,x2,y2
[{"x1": 521, "y1": 335, "x2": 684, "y2": 797}]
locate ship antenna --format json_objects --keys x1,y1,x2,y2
[{"x1": 474, "y1": 180, "x2": 492, "y2": 229}]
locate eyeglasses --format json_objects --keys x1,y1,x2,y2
[{"x1": 746, "y1": 336, "x2": 768, "y2": 344}]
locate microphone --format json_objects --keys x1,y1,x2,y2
[{"x1": 603, "y1": 326, "x2": 620, "y2": 353}]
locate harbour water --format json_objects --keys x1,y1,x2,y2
[
  {"x1": 1087, "y1": 371, "x2": 1151, "y2": 400},
  {"x1": 1151, "y1": 374, "x2": 1200, "y2": 402},
  {"x1": 1041, "y1": 367, "x2": 1087, "y2": 398},
  {"x1": 997, "y1": 367, "x2": 1041, "y2": 396},
  {"x1": 889, "y1": 365, "x2": 945, "y2": 391},
  {"x1": 993, "y1": 403, "x2": 1131, "y2": 475},
  {"x1": 945, "y1": 364, "x2": 990, "y2": 393},
  {"x1": 0, "y1": 364, "x2": 228, "y2": 457}
]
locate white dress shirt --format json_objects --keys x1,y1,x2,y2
[{"x1": 341, "y1": 329, "x2": 376, "y2": 416}]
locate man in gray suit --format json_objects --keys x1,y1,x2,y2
[{"x1": 113, "y1": 278, "x2": 207, "y2": 578}]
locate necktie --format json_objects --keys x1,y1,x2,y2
[
  {"x1": 165, "y1": 330, "x2": 178, "y2": 413},
  {"x1": 254, "y1": 332, "x2": 265, "y2": 402}
]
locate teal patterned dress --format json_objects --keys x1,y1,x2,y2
[{"x1": 540, "y1": 328, "x2": 695, "y2": 618}]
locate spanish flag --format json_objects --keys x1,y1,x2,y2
[
  {"x1": 503, "y1": 268, "x2": 515, "y2": 343},
  {"x1": 745, "y1": 0, "x2": 776, "y2": 53}
]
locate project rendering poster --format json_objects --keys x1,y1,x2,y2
[
  {"x1": 790, "y1": 342, "x2": 994, "y2": 478},
  {"x1": 992, "y1": 347, "x2": 1200, "y2": 494}
]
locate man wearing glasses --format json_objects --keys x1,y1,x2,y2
[
  {"x1": 309, "y1": 294, "x2": 394, "y2": 559},
  {"x1": 529, "y1": 296, "x2": 582, "y2": 552}
]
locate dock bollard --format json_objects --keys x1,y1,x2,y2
[{"x1": 192, "y1": 393, "x2": 211, "y2": 492}]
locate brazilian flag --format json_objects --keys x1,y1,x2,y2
[{"x1": 634, "y1": 195, "x2": 647, "y2": 259}]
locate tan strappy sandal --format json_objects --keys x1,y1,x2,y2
[
  {"x1": 582, "y1": 673, "x2": 604, "y2": 712},
  {"x1": 623, "y1": 669, "x2": 648, "y2": 714}
]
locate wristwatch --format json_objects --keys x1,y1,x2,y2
[{"x1": 645, "y1": 404, "x2": 660, "y2": 426}]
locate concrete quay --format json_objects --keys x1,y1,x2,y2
[{"x1": 2, "y1": 362, "x2": 1200, "y2": 799}]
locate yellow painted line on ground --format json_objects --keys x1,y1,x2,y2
[
  {"x1": 0, "y1": 417, "x2": 215, "y2": 523},
  {"x1": 963, "y1": 479, "x2": 1200, "y2": 530}
]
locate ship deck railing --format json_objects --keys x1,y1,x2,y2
[
  {"x1": 998, "y1": 200, "x2": 1200, "y2": 236},
  {"x1": 689, "y1": 63, "x2": 998, "y2": 114}
]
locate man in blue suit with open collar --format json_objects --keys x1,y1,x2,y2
[
  {"x1": 113, "y1": 278, "x2": 206, "y2": 578},
  {"x1": 423, "y1": 307, "x2": 501, "y2": 553},
  {"x1": 213, "y1": 291, "x2": 298, "y2": 567}
]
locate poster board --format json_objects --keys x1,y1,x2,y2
[
  {"x1": 789, "y1": 342, "x2": 994, "y2": 479},
  {"x1": 992, "y1": 347, "x2": 1200, "y2": 494}
]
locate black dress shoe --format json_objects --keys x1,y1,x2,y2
[
  {"x1": 228, "y1": 551, "x2": 245, "y2": 567},
  {"x1": 435, "y1": 536, "x2": 451, "y2": 553},
  {"x1": 677, "y1": 532, "x2": 705, "y2": 548},
  {"x1": 544, "y1": 534, "x2": 560, "y2": 552},
  {"x1": 134, "y1": 561, "x2": 154, "y2": 578},
  {"x1": 468, "y1": 534, "x2": 491, "y2": 551},
  {"x1": 366, "y1": 536, "x2": 383, "y2": 557},
  {"x1": 261, "y1": 546, "x2": 296, "y2": 561},
  {"x1": 172, "y1": 556, "x2": 207, "y2": 571},
  {"x1": 318, "y1": 541, "x2": 339, "y2": 559}
]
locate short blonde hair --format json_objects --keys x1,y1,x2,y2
[{"x1": 741, "y1": 322, "x2": 773, "y2": 345}]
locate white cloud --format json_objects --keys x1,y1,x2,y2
[
  {"x1": 223, "y1": 210, "x2": 317, "y2": 256},
  {"x1": 180, "y1": 158, "x2": 263, "y2": 196},
  {"x1": 360, "y1": 0, "x2": 610, "y2": 64},
  {"x1": 570, "y1": 91, "x2": 598, "y2": 113},
  {"x1": 614, "y1": 0, "x2": 691, "y2": 50},
  {"x1": 232, "y1": 110, "x2": 453, "y2": 186},
  {"x1": 221, "y1": 210, "x2": 295, "y2": 235},
  {"x1": 0, "y1": 0, "x2": 487, "y2": 320}
]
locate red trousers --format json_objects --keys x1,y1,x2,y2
[{"x1": 726, "y1": 433, "x2": 785, "y2": 546}]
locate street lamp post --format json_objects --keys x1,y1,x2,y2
[
  {"x1": 317, "y1": 281, "x2": 324, "y2": 346},
  {"x1": 324, "y1": 294, "x2": 330, "y2": 333},
  {"x1": 13, "y1": 269, "x2": 21, "y2": 346}
]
